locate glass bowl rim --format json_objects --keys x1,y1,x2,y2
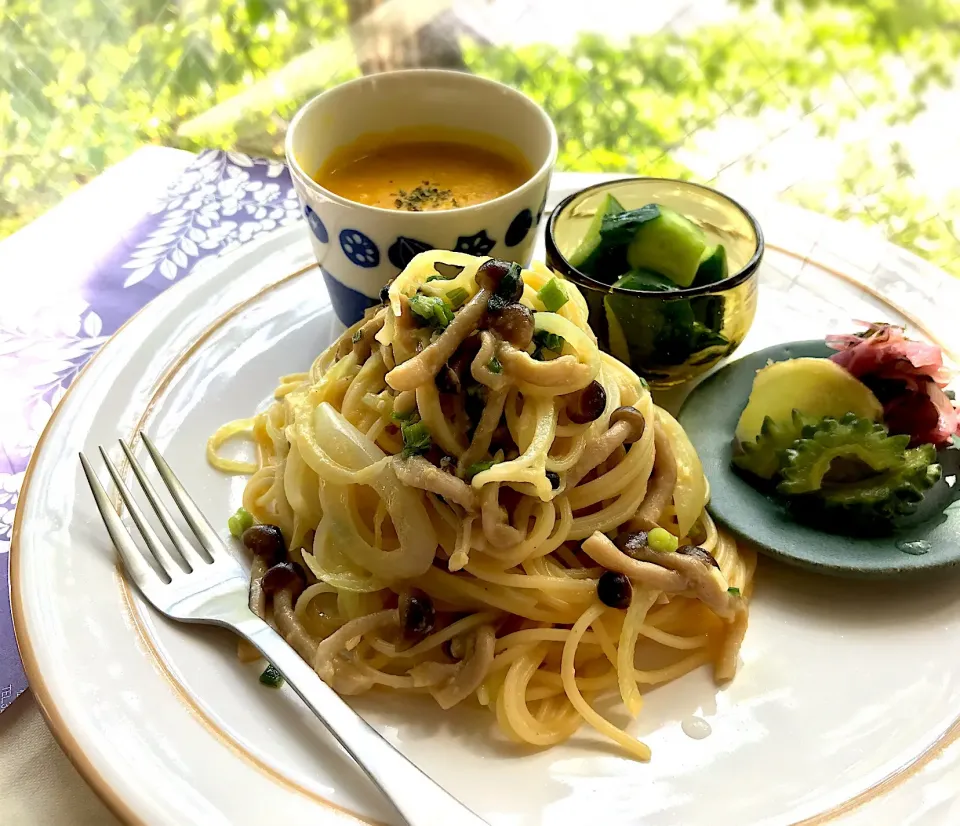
[{"x1": 545, "y1": 176, "x2": 765, "y2": 299}]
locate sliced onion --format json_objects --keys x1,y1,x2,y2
[
  {"x1": 656, "y1": 408, "x2": 708, "y2": 538},
  {"x1": 313, "y1": 402, "x2": 437, "y2": 580},
  {"x1": 303, "y1": 520, "x2": 387, "y2": 593}
]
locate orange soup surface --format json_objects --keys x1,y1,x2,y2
[{"x1": 315, "y1": 133, "x2": 531, "y2": 211}]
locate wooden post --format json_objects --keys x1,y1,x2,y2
[{"x1": 346, "y1": 0, "x2": 467, "y2": 75}]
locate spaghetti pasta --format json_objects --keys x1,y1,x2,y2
[{"x1": 209, "y1": 251, "x2": 755, "y2": 758}]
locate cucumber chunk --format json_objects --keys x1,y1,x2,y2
[
  {"x1": 613, "y1": 269, "x2": 676, "y2": 292},
  {"x1": 603, "y1": 279, "x2": 728, "y2": 370},
  {"x1": 576, "y1": 244, "x2": 629, "y2": 283},
  {"x1": 625, "y1": 206, "x2": 706, "y2": 288},
  {"x1": 693, "y1": 243, "x2": 728, "y2": 286},
  {"x1": 568, "y1": 193, "x2": 625, "y2": 270},
  {"x1": 598, "y1": 204, "x2": 661, "y2": 247}
]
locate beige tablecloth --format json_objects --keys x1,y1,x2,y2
[{"x1": 0, "y1": 693, "x2": 120, "y2": 826}]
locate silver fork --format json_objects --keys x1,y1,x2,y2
[{"x1": 80, "y1": 434, "x2": 488, "y2": 826}]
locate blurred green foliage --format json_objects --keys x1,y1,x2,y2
[
  {"x1": 2, "y1": 0, "x2": 958, "y2": 274},
  {"x1": 463, "y1": 0, "x2": 960, "y2": 275},
  {"x1": 0, "y1": 0, "x2": 354, "y2": 236}
]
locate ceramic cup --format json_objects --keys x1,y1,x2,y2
[{"x1": 285, "y1": 69, "x2": 558, "y2": 326}]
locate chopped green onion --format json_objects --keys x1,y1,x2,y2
[
  {"x1": 532, "y1": 329, "x2": 566, "y2": 360},
  {"x1": 259, "y1": 664, "x2": 284, "y2": 688},
  {"x1": 499, "y1": 263, "x2": 523, "y2": 298},
  {"x1": 446, "y1": 287, "x2": 469, "y2": 309},
  {"x1": 466, "y1": 460, "x2": 496, "y2": 481},
  {"x1": 401, "y1": 421, "x2": 433, "y2": 458},
  {"x1": 537, "y1": 278, "x2": 569, "y2": 312},
  {"x1": 352, "y1": 329, "x2": 363, "y2": 343},
  {"x1": 409, "y1": 294, "x2": 454, "y2": 329},
  {"x1": 408, "y1": 294, "x2": 435, "y2": 322},
  {"x1": 638, "y1": 376, "x2": 649, "y2": 390},
  {"x1": 425, "y1": 275, "x2": 446, "y2": 282},
  {"x1": 227, "y1": 507, "x2": 253, "y2": 538},
  {"x1": 391, "y1": 407, "x2": 415, "y2": 422},
  {"x1": 487, "y1": 356, "x2": 503, "y2": 374},
  {"x1": 647, "y1": 527, "x2": 679, "y2": 554},
  {"x1": 487, "y1": 263, "x2": 524, "y2": 313},
  {"x1": 537, "y1": 331, "x2": 565, "y2": 353},
  {"x1": 727, "y1": 587, "x2": 742, "y2": 597}
]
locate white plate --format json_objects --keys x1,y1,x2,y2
[{"x1": 12, "y1": 174, "x2": 960, "y2": 826}]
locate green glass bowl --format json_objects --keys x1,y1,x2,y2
[{"x1": 545, "y1": 177, "x2": 764, "y2": 387}]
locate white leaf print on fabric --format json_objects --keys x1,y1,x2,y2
[
  {"x1": 0, "y1": 472, "x2": 23, "y2": 552},
  {"x1": 83, "y1": 312, "x2": 103, "y2": 337},
  {"x1": 124, "y1": 151, "x2": 301, "y2": 290},
  {"x1": 123, "y1": 265, "x2": 157, "y2": 288},
  {"x1": 0, "y1": 302, "x2": 107, "y2": 548},
  {"x1": 2, "y1": 151, "x2": 300, "y2": 548},
  {"x1": 227, "y1": 151, "x2": 255, "y2": 168}
]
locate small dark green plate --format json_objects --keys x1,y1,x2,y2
[{"x1": 678, "y1": 340, "x2": 960, "y2": 578}]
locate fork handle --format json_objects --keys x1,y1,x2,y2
[{"x1": 233, "y1": 614, "x2": 488, "y2": 826}]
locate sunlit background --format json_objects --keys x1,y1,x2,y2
[{"x1": 2, "y1": 0, "x2": 958, "y2": 276}]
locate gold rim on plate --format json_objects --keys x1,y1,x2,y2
[{"x1": 10, "y1": 248, "x2": 959, "y2": 826}]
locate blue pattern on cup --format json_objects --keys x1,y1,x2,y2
[
  {"x1": 304, "y1": 205, "x2": 328, "y2": 244},
  {"x1": 321, "y1": 268, "x2": 379, "y2": 325},
  {"x1": 388, "y1": 236, "x2": 434, "y2": 270},
  {"x1": 340, "y1": 229, "x2": 380, "y2": 268},
  {"x1": 505, "y1": 209, "x2": 533, "y2": 247},
  {"x1": 536, "y1": 191, "x2": 548, "y2": 223},
  {"x1": 455, "y1": 230, "x2": 495, "y2": 256}
]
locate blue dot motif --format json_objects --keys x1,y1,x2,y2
[
  {"x1": 454, "y1": 230, "x2": 495, "y2": 256},
  {"x1": 339, "y1": 228, "x2": 380, "y2": 268},
  {"x1": 505, "y1": 209, "x2": 533, "y2": 247},
  {"x1": 304, "y1": 205, "x2": 328, "y2": 244},
  {"x1": 536, "y1": 191, "x2": 548, "y2": 223}
]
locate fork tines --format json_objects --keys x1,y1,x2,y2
[{"x1": 80, "y1": 434, "x2": 219, "y2": 589}]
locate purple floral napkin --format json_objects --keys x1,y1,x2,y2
[{"x1": 0, "y1": 150, "x2": 301, "y2": 710}]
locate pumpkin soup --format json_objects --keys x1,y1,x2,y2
[{"x1": 314, "y1": 131, "x2": 531, "y2": 211}]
